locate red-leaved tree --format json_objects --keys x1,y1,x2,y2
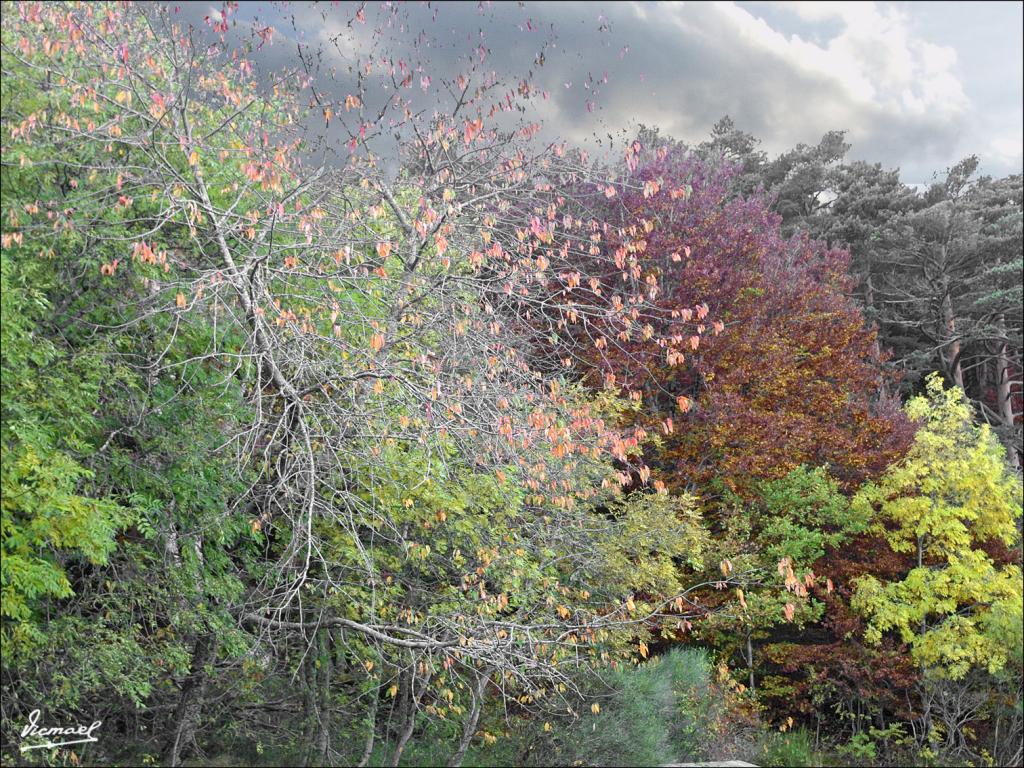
[{"x1": 593, "y1": 140, "x2": 912, "y2": 500}]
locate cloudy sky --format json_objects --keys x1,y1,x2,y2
[{"x1": 197, "y1": 1, "x2": 1022, "y2": 186}]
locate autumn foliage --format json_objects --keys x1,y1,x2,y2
[
  {"x1": 1, "y1": 2, "x2": 1020, "y2": 767},
  {"x1": 594, "y1": 144, "x2": 913, "y2": 498}
]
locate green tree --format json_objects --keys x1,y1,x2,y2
[
  {"x1": 0, "y1": 250, "x2": 128, "y2": 635},
  {"x1": 814, "y1": 157, "x2": 1023, "y2": 468},
  {"x1": 700, "y1": 467, "x2": 864, "y2": 697}
]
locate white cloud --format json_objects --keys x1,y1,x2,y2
[
  {"x1": 716, "y1": 1, "x2": 968, "y2": 119},
  {"x1": 989, "y1": 131, "x2": 1024, "y2": 167}
]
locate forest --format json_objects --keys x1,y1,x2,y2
[{"x1": 0, "y1": 2, "x2": 1021, "y2": 766}]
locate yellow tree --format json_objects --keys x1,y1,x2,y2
[
  {"x1": 853, "y1": 373, "x2": 1021, "y2": 676},
  {"x1": 852, "y1": 373, "x2": 1022, "y2": 759}
]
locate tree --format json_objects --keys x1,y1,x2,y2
[
  {"x1": 697, "y1": 116, "x2": 850, "y2": 234},
  {"x1": 0, "y1": 246, "x2": 128, "y2": 631},
  {"x1": 593, "y1": 143, "x2": 911, "y2": 499},
  {"x1": 791, "y1": 154, "x2": 1023, "y2": 469},
  {"x1": 696, "y1": 124, "x2": 1023, "y2": 472},
  {"x1": 853, "y1": 373, "x2": 1021, "y2": 677},
  {"x1": 1, "y1": 3, "x2": 716, "y2": 764},
  {"x1": 697, "y1": 466, "x2": 866, "y2": 697},
  {"x1": 865, "y1": 161, "x2": 1023, "y2": 466},
  {"x1": 853, "y1": 373, "x2": 1022, "y2": 760}
]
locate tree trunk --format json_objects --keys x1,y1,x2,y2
[
  {"x1": 994, "y1": 314, "x2": 1020, "y2": 470},
  {"x1": 941, "y1": 292, "x2": 964, "y2": 391},
  {"x1": 357, "y1": 688, "x2": 381, "y2": 768},
  {"x1": 162, "y1": 633, "x2": 215, "y2": 767},
  {"x1": 448, "y1": 669, "x2": 490, "y2": 767},
  {"x1": 391, "y1": 668, "x2": 425, "y2": 767},
  {"x1": 863, "y1": 273, "x2": 889, "y2": 397},
  {"x1": 746, "y1": 633, "x2": 756, "y2": 694},
  {"x1": 304, "y1": 628, "x2": 333, "y2": 767},
  {"x1": 390, "y1": 696, "x2": 416, "y2": 766}
]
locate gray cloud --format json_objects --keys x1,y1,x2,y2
[{"x1": 173, "y1": 1, "x2": 1022, "y2": 184}]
